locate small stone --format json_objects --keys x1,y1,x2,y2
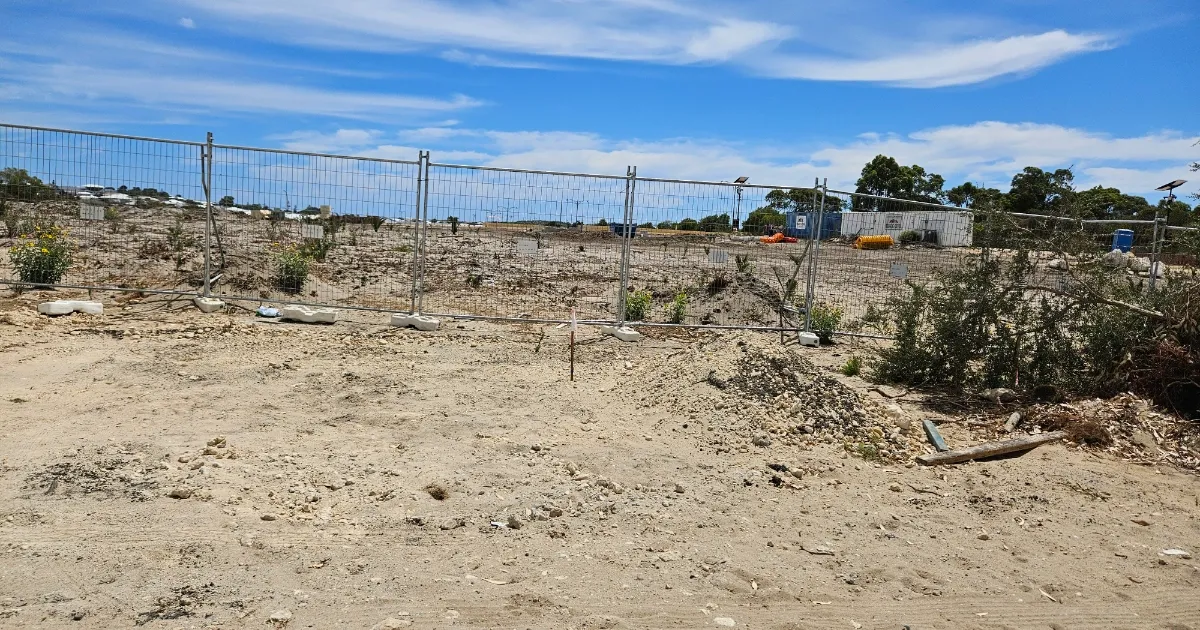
[
  {"x1": 177, "y1": 455, "x2": 192, "y2": 463},
  {"x1": 1131, "y1": 518, "x2": 1153, "y2": 527},
  {"x1": 167, "y1": 488, "x2": 193, "y2": 499},
  {"x1": 751, "y1": 434, "x2": 772, "y2": 447},
  {"x1": 548, "y1": 508, "x2": 564, "y2": 518},
  {"x1": 71, "y1": 611, "x2": 85, "y2": 621},
  {"x1": 977, "y1": 533, "x2": 990, "y2": 541},
  {"x1": 674, "y1": 483, "x2": 685, "y2": 494},
  {"x1": 439, "y1": 518, "x2": 464, "y2": 531},
  {"x1": 269, "y1": 609, "x2": 292, "y2": 624},
  {"x1": 888, "y1": 482, "x2": 903, "y2": 493},
  {"x1": 506, "y1": 515, "x2": 522, "y2": 530},
  {"x1": 261, "y1": 513, "x2": 279, "y2": 521},
  {"x1": 714, "y1": 617, "x2": 736, "y2": 627}
]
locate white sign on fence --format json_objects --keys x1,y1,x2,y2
[
  {"x1": 709, "y1": 249, "x2": 729, "y2": 264},
  {"x1": 890, "y1": 262, "x2": 908, "y2": 279},
  {"x1": 794, "y1": 215, "x2": 807, "y2": 231},
  {"x1": 884, "y1": 213, "x2": 903, "y2": 230},
  {"x1": 515, "y1": 238, "x2": 538, "y2": 255},
  {"x1": 301, "y1": 224, "x2": 324, "y2": 240},
  {"x1": 79, "y1": 202, "x2": 105, "y2": 221}
]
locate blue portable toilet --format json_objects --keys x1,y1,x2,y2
[
  {"x1": 1112, "y1": 229, "x2": 1134, "y2": 253},
  {"x1": 785, "y1": 211, "x2": 842, "y2": 239}
]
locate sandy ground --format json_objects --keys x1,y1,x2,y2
[{"x1": 1, "y1": 291, "x2": 1199, "y2": 629}]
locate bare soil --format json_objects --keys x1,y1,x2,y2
[{"x1": 2, "y1": 291, "x2": 1199, "y2": 629}]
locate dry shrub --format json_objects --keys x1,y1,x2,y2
[
  {"x1": 424, "y1": 483, "x2": 448, "y2": 501},
  {"x1": 1036, "y1": 409, "x2": 1114, "y2": 447}
]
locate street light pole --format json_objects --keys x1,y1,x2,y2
[
  {"x1": 1152, "y1": 179, "x2": 1187, "y2": 291},
  {"x1": 733, "y1": 176, "x2": 748, "y2": 231}
]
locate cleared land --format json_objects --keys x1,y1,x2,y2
[{"x1": 1, "y1": 293, "x2": 1198, "y2": 629}]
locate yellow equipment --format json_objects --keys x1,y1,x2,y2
[{"x1": 854, "y1": 235, "x2": 894, "y2": 250}]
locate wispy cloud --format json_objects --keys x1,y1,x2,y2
[
  {"x1": 174, "y1": 0, "x2": 1112, "y2": 87},
  {"x1": 755, "y1": 31, "x2": 1113, "y2": 88},
  {"x1": 277, "y1": 122, "x2": 1199, "y2": 196},
  {"x1": 440, "y1": 50, "x2": 559, "y2": 70},
  {"x1": 0, "y1": 61, "x2": 480, "y2": 120},
  {"x1": 178, "y1": 17, "x2": 195, "y2": 29}
]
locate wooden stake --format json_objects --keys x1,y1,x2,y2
[{"x1": 569, "y1": 329, "x2": 575, "y2": 382}]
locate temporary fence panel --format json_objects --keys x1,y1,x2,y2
[
  {"x1": 811, "y1": 190, "x2": 979, "y2": 332},
  {"x1": 627, "y1": 178, "x2": 819, "y2": 329},
  {"x1": 0, "y1": 124, "x2": 206, "y2": 294},
  {"x1": 420, "y1": 163, "x2": 629, "y2": 322},
  {"x1": 207, "y1": 145, "x2": 422, "y2": 312}
]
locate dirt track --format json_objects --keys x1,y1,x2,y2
[{"x1": 1, "y1": 292, "x2": 1199, "y2": 629}]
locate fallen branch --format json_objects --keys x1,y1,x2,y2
[{"x1": 916, "y1": 431, "x2": 1067, "y2": 466}]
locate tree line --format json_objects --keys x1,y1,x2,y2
[{"x1": 852, "y1": 154, "x2": 1196, "y2": 225}]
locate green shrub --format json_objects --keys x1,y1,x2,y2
[
  {"x1": 367, "y1": 216, "x2": 385, "y2": 232},
  {"x1": 669, "y1": 291, "x2": 687, "y2": 324},
  {"x1": 9, "y1": 224, "x2": 73, "y2": 285},
  {"x1": 735, "y1": 254, "x2": 753, "y2": 273},
  {"x1": 625, "y1": 289, "x2": 652, "y2": 321},
  {"x1": 898, "y1": 230, "x2": 920, "y2": 244},
  {"x1": 300, "y1": 238, "x2": 336, "y2": 262},
  {"x1": 808, "y1": 303, "x2": 843, "y2": 343},
  {"x1": 166, "y1": 218, "x2": 197, "y2": 252},
  {"x1": 105, "y1": 207, "x2": 123, "y2": 233},
  {"x1": 448, "y1": 216, "x2": 460, "y2": 235},
  {"x1": 841, "y1": 355, "x2": 862, "y2": 376},
  {"x1": 273, "y1": 244, "x2": 311, "y2": 293}
]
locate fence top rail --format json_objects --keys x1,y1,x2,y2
[
  {"x1": 826, "y1": 189, "x2": 971, "y2": 212},
  {"x1": 212, "y1": 143, "x2": 420, "y2": 166},
  {"x1": 631, "y1": 175, "x2": 820, "y2": 191},
  {"x1": 428, "y1": 161, "x2": 630, "y2": 181},
  {"x1": 1, "y1": 122, "x2": 206, "y2": 147},
  {"x1": 1166, "y1": 225, "x2": 1200, "y2": 232},
  {"x1": 1003, "y1": 211, "x2": 1157, "y2": 225}
]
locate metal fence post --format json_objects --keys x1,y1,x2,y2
[
  {"x1": 802, "y1": 177, "x2": 823, "y2": 331},
  {"x1": 410, "y1": 151, "x2": 427, "y2": 313},
  {"x1": 1149, "y1": 213, "x2": 1163, "y2": 291},
  {"x1": 616, "y1": 165, "x2": 636, "y2": 324},
  {"x1": 202, "y1": 132, "x2": 213, "y2": 297},
  {"x1": 417, "y1": 152, "x2": 432, "y2": 314}
]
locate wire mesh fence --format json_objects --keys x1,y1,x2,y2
[
  {"x1": 208, "y1": 144, "x2": 421, "y2": 311},
  {"x1": 0, "y1": 124, "x2": 206, "y2": 294},
  {"x1": 625, "y1": 178, "x2": 820, "y2": 329},
  {"x1": 5, "y1": 122, "x2": 1191, "y2": 336},
  {"x1": 809, "y1": 190, "x2": 978, "y2": 334},
  {"x1": 419, "y1": 163, "x2": 629, "y2": 322}
]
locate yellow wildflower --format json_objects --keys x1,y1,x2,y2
[{"x1": 41, "y1": 248, "x2": 49, "y2": 253}]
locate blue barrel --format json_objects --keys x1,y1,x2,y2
[{"x1": 1112, "y1": 229, "x2": 1134, "y2": 253}]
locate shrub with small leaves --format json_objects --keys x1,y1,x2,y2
[
  {"x1": 9, "y1": 224, "x2": 73, "y2": 285},
  {"x1": 841, "y1": 355, "x2": 862, "y2": 377},
  {"x1": 808, "y1": 303, "x2": 843, "y2": 344},
  {"x1": 735, "y1": 253, "x2": 753, "y2": 273},
  {"x1": 272, "y1": 243, "x2": 311, "y2": 293},
  {"x1": 669, "y1": 291, "x2": 688, "y2": 324},
  {"x1": 898, "y1": 230, "x2": 920, "y2": 244},
  {"x1": 625, "y1": 289, "x2": 652, "y2": 322}
]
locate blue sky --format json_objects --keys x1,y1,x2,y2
[{"x1": 1, "y1": 0, "x2": 1196, "y2": 198}]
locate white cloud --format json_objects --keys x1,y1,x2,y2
[
  {"x1": 275, "y1": 122, "x2": 1199, "y2": 196},
  {"x1": 0, "y1": 61, "x2": 481, "y2": 121},
  {"x1": 178, "y1": 17, "x2": 195, "y2": 29},
  {"x1": 175, "y1": 0, "x2": 1113, "y2": 87},
  {"x1": 440, "y1": 50, "x2": 558, "y2": 70},
  {"x1": 756, "y1": 31, "x2": 1112, "y2": 88}
]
